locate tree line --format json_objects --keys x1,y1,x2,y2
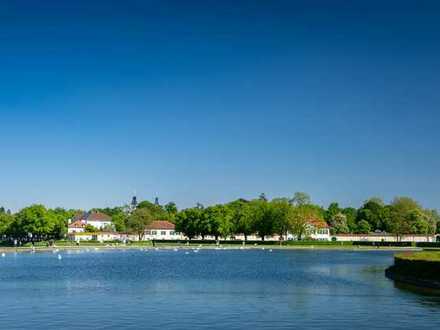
[{"x1": 0, "y1": 193, "x2": 439, "y2": 242}]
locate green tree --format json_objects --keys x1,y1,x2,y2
[
  {"x1": 175, "y1": 207, "x2": 203, "y2": 240},
  {"x1": 112, "y1": 212, "x2": 128, "y2": 232},
  {"x1": 271, "y1": 198, "x2": 292, "y2": 240},
  {"x1": 328, "y1": 212, "x2": 349, "y2": 234},
  {"x1": 342, "y1": 207, "x2": 357, "y2": 232},
  {"x1": 84, "y1": 224, "x2": 98, "y2": 232},
  {"x1": 388, "y1": 197, "x2": 422, "y2": 239},
  {"x1": 290, "y1": 192, "x2": 311, "y2": 206},
  {"x1": 325, "y1": 202, "x2": 341, "y2": 222},
  {"x1": 356, "y1": 220, "x2": 371, "y2": 234},
  {"x1": 14, "y1": 205, "x2": 61, "y2": 241},
  {"x1": 356, "y1": 198, "x2": 386, "y2": 231},
  {"x1": 137, "y1": 200, "x2": 169, "y2": 220},
  {"x1": 0, "y1": 212, "x2": 14, "y2": 237},
  {"x1": 208, "y1": 205, "x2": 233, "y2": 239},
  {"x1": 126, "y1": 208, "x2": 154, "y2": 240},
  {"x1": 47, "y1": 209, "x2": 68, "y2": 239},
  {"x1": 164, "y1": 202, "x2": 178, "y2": 220},
  {"x1": 250, "y1": 199, "x2": 276, "y2": 241},
  {"x1": 204, "y1": 205, "x2": 227, "y2": 240},
  {"x1": 227, "y1": 199, "x2": 254, "y2": 241},
  {"x1": 288, "y1": 205, "x2": 321, "y2": 240}
]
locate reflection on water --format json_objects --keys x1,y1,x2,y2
[
  {"x1": 394, "y1": 281, "x2": 440, "y2": 299},
  {"x1": 0, "y1": 249, "x2": 439, "y2": 330}
]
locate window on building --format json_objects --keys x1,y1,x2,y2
[
  {"x1": 170, "y1": 231, "x2": 175, "y2": 235},
  {"x1": 145, "y1": 230, "x2": 151, "y2": 235},
  {"x1": 161, "y1": 231, "x2": 166, "y2": 235},
  {"x1": 152, "y1": 231, "x2": 157, "y2": 235}
]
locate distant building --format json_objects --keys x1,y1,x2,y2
[
  {"x1": 286, "y1": 218, "x2": 331, "y2": 241},
  {"x1": 67, "y1": 211, "x2": 112, "y2": 233},
  {"x1": 333, "y1": 233, "x2": 436, "y2": 243},
  {"x1": 68, "y1": 231, "x2": 121, "y2": 242},
  {"x1": 305, "y1": 219, "x2": 331, "y2": 240},
  {"x1": 67, "y1": 220, "x2": 86, "y2": 234},
  {"x1": 144, "y1": 220, "x2": 183, "y2": 240},
  {"x1": 68, "y1": 220, "x2": 182, "y2": 242}
]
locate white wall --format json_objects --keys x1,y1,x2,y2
[
  {"x1": 87, "y1": 220, "x2": 112, "y2": 229},
  {"x1": 144, "y1": 229, "x2": 183, "y2": 240},
  {"x1": 333, "y1": 234, "x2": 435, "y2": 242}
]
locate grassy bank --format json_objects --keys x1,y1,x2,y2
[
  {"x1": 386, "y1": 251, "x2": 440, "y2": 289},
  {"x1": 0, "y1": 239, "x2": 422, "y2": 253},
  {"x1": 395, "y1": 251, "x2": 440, "y2": 261}
]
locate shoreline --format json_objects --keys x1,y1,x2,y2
[
  {"x1": 0, "y1": 244, "x2": 422, "y2": 254},
  {"x1": 385, "y1": 251, "x2": 440, "y2": 291}
]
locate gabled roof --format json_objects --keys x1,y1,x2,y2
[
  {"x1": 307, "y1": 218, "x2": 329, "y2": 229},
  {"x1": 72, "y1": 211, "x2": 88, "y2": 222},
  {"x1": 68, "y1": 220, "x2": 86, "y2": 228},
  {"x1": 146, "y1": 220, "x2": 175, "y2": 230},
  {"x1": 87, "y1": 211, "x2": 111, "y2": 222},
  {"x1": 72, "y1": 211, "x2": 111, "y2": 222}
]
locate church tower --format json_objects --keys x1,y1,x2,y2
[{"x1": 131, "y1": 195, "x2": 138, "y2": 211}]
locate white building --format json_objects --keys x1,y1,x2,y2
[
  {"x1": 333, "y1": 233, "x2": 436, "y2": 243},
  {"x1": 68, "y1": 231, "x2": 121, "y2": 242},
  {"x1": 144, "y1": 221, "x2": 183, "y2": 240},
  {"x1": 67, "y1": 220, "x2": 86, "y2": 234},
  {"x1": 286, "y1": 219, "x2": 331, "y2": 241},
  {"x1": 68, "y1": 211, "x2": 113, "y2": 233}
]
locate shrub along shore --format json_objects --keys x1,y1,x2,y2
[{"x1": 386, "y1": 251, "x2": 440, "y2": 289}]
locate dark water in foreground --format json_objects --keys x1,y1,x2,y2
[{"x1": 0, "y1": 249, "x2": 439, "y2": 330}]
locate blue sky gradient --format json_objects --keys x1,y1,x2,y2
[{"x1": 1, "y1": 0, "x2": 439, "y2": 211}]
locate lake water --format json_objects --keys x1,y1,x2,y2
[{"x1": 0, "y1": 249, "x2": 439, "y2": 329}]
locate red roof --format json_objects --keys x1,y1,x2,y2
[
  {"x1": 73, "y1": 211, "x2": 111, "y2": 222},
  {"x1": 87, "y1": 211, "x2": 111, "y2": 221},
  {"x1": 308, "y1": 218, "x2": 329, "y2": 229},
  {"x1": 146, "y1": 220, "x2": 175, "y2": 230},
  {"x1": 68, "y1": 220, "x2": 86, "y2": 228}
]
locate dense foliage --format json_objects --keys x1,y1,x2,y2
[{"x1": 0, "y1": 193, "x2": 438, "y2": 242}]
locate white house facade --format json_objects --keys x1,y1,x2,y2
[
  {"x1": 144, "y1": 221, "x2": 183, "y2": 240},
  {"x1": 333, "y1": 233, "x2": 436, "y2": 243}
]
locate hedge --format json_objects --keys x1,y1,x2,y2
[{"x1": 389, "y1": 252, "x2": 440, "y2": 281}]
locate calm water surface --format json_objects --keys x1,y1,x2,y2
[{"x1": 0, "y1": 249, "x2": 439, "y2": 329}]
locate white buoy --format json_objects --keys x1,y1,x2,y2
[
  {"x1": 57, "y1": 254, "x2": 62, "y2": 260},
  {"x1": 173, "y1": 248, "x2": 178, "y2": 252},
  {"x1": 269, "y1": 249, "x2": 273, "y2": 252},
  {"x1": 185, "y1": 251, "x2": 190, "y2": 255},
  {"x1": 1, "y1": 252, "x2": 5, "y2": 257}
]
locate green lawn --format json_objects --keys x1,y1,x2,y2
[{"x1": 395, "y1": 251, "x2": 440, "y2": 262}]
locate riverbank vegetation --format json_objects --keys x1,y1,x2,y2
[
  {"x1": 0, "y1": 193, "x2": 439, "y2": 243},
  {"x1": 386, "y1": 251, "x2": 440, "y2": 288}
]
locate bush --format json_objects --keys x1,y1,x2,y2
[
  {"x1": 416, "y1": 242, "x2": 440, "y2": 248},
  {"x1": 353, "y1": 241, "x2": 412, "y2": 247},
  {"x1": 283, "y1": 240, "x2": 352, "y2": 246},
  {"x1": 391, "y1": 252, "x2": 440, "y2": 281}
]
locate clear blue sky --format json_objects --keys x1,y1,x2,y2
[{"x1": 1, "y1": 0, "x2": 439, "y2": 211}]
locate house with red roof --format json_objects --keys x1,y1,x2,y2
[
  {"x1": 143, "y1": 220, "x2": 183, "y2": 240},
  {"x1": 286, "y1": 217, "x2": 331, "y2": 241},
  {"x1": 67, "y1": 211, "x2": 113, "y2": 233}
]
